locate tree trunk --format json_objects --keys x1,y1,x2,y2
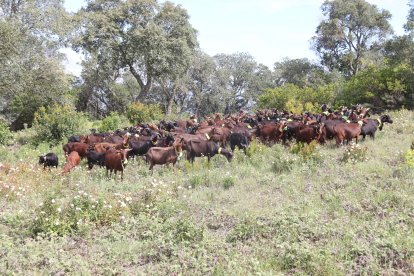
[
  {"x1": 165, "y1": 86, "x2": 178, "y2": 116},
  {"x1": 165, "y1": 91, "x2": 175, "y2": 116}
]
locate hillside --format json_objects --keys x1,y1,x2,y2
[{"x1": 0, "y1": 110, "x2": 413, "y2": 275}]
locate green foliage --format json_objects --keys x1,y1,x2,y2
[
  {"x1": 271, "y1": 155, "x2": 297, "y2": 174},
  {"x1": 0, "y1": 120, "x2": 12, "y2": 145},
  {"x1": 338, "y1": 64, "x2": 414, "y2": 109},
  {"x1": 290, "y1": 141, "x2": 319, "y2": 160},
  {"x1": 273, "y1": 58, "x2": 331, "y2": 88},
  {"x1": 213, "y1": 52, "x2": 271, "y2": 113},
  {"x1": 405, "y1": 150, "x2": 414, "y2": 167},
  {"x1": 341, "y1": 142, "x2": 368, "y2": 164},
  {"x1": 222, "y1": 176, "x2": 235, "y2": 190},
  {"x1": 169, "y1": 219, "x2": 204, "y2": 245},
  {"x1": 74, "y1": 0, "x2": 198, "y2": 101},
  {"x1": 30, "y1": 192, "x2": 123, "y2": 237},
  {"x1": 226, "y1": 217, "x2": 268, "y2": 243},
  {"x1": 32, "y1": 104, "x2": 88, "y2": 145},
  {"x1": 1, "y1": 110, "x2": 414, "y2": 275},
  {"x1": 0, "y1": 2, "x2": 71, "y2": 130},
  {"x1": 312, "y1": 0, "x2": 393, "y2": 76},
  {"x1": 98, "y1": 112, "x2": 128, "y2": 132},
  {"x1": 126, "y1": 102, "x2": 163, "y2": 125},
  {"x1": 258, "y1": 83, "x2": 335, "y2": 112},
  {"x1": 246, "y1": 138, "x2": 266, "y2": 157}
]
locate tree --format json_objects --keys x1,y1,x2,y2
[
  {"x1": 311, "y1": 0, "x2": 393, "y2": 77},
  {"x1": 405, "y1": 0, "x2": 414, "y2": 33},
  {"x1": 213, "y1": 52, "x2": 271, "y2": 114},
  {"x1": 273, "y1": 58, "x2": 330, "y2": 88},
  {"x1": 184, "y1": 50, "x2": 224, "y2": 117},
  {"x1": 384, "y1": 35, "x2": 414, "y2": 67},
  {"x1": 73, "y1": 0, "x2": 198, "y2": 102},
  {"x1": 338, "y1": 64, "x2": 414, "y2": 109},
  {"x1": 75, "y1": 57, "x2": 139, "y2": 118},
  {"x1": 0, "y1": 0, "x2": 72, "y2": 129}
]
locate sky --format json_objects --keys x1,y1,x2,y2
[{"x1": 62, "y1": 0, "x2": 410, "y2": 76}]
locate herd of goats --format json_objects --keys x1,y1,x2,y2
[{"x1": 38, "y1": 104, "x2": 393, "y2": 179}]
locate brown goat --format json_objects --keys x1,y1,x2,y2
[
  {"x1": 333, "y1": 121, "x2": 363, "y2": 146},
  {"x1": 104, "y1": 148, "x2": 131, "y2": 180},
  {"x1": 145, "y1": 138, "x2": 184, "y2": 173},
  {"x1": 62, "y1": 142, "x2": 88, "y2": 159},
  {"x1": 61, "y1": 151, "x2": 81, "y2": 175}
]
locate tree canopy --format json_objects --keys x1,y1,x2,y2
[
  {"x1": 73, "y1": 0, "x2": 198, "y2": 102},
  {"x1": 0, "y1": 0, "x2": 72, "y2": 129},
  {"x1": 311, "y1": 0, "x2": 393, "y2": 77}
]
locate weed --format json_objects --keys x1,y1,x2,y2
[
  {"x1": 341, "y1": 142, "x2": 368, "y2": 164},
  {"x1": 222, "y1": 176, "x2": 235, "y2": 190}
]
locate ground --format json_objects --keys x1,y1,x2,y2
[{"x1": 0, "y1": 110, "x2": 413, "y2": 275}]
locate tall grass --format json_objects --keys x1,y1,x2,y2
[{"x1": 0, "y1": 110, "x2": 413, "y2": 274}]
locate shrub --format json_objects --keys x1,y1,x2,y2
[
  {"x1": 258, "y1": 83, "x2": 335, "y2": 112},
  {"x1": 222, "y1": 176, "x2": 235, "y2": 190},
  {"x1": 290, "y1": 141, "x2": 319, "y2": 160},
  {"x1": 341, "y1": 142, "x2": 368, "y2": 164},
  {"x1": 32, "y1": 104, "x2": 88, "y2": 145},
  {"x1": 98, "y1": 112, "x2": 128, "y2": 132},
  {"x1": 0, "y1": 120, "x2": 12, "y2": 145},
  {"x1": 126, "y1": 102, "x2": 163, "y2": 125},
  {"x1": 271, "y1": 155, "x2": 297, "y2": 174},
  {"x1": 246, "y1": 138, "x2": 265, "y2": 158},
  {"x1": 170, "y1": 219, "x2": 204, "y2": 245},
  {"x1": 30, "y1": 192, "x2": 123, "y2": 236},
  {"x1": 226, "y1": 217, "x2": 269, "y2": 243},
  {"x1": 405, "y1": 150, "x2": 414, "y2": 167}
]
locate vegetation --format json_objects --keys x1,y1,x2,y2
[
  {"x1": 0, "y1": 120, "x2": 12, "y2": 145},
  {"x1": 311, "y1": 0, "x2": 393, "y2": 76},
  {"x1": 1, "y1": 0, "x2": 414, "y2": 273},
  {"x1": 0, "y1": 110, "x2": 413, "y2": 274},
  {"x1": 258, "y1": 83, "x2": 336, "y2": 113},
  {"x1": 32, "y1": 105, "x2": 88, "y2": 146},
  {"x1": 97, "y1": 112, "x2": 128, "y2": 133},
  {"x1": 126, "y1": 102, "x2": 164, "y2": 125}
]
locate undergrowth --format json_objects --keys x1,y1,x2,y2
[{"x1": 0, "y1": 110, "x2": 413, "y2": 274}]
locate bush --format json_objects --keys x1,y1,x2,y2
[
  {"x1": 405, "y1": 150, "x2": 414, "y2": 167},
  {"x1": 226, "y1": 217, "x2": 269, "y2": 243},
  {"x1": 0, "y1": 120, "x2": 12, "y2": 145},
  {"x1": 170, "y1": 219, "x2": 204, "y2": 245},
  {"x1": 341, "y1": 142, "x2": 368, "y2": 164},
  {"x1": 32, "y1": 104, "x2": 88, "y2": 145},
  {"x1": 258, "y1": 83, "x2": 335, "y2": 112},
  {"x1": 98, "y1": 112, "x2": 128, "y2": 132},
  {"x1": 222, "y1": 176, "x2": 235, "y2": 190},
  {"x1": 30, "y1": 192, "x2": 123, "y2": 236},
  {"x1": 290, "y1": 141, "x2": 319, "y2": 160},
  {"x1": 126, "y1": 102, "x2": 163, "y2": 125}
]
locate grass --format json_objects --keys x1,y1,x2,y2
[{"x1": 0, "y1": 110, "x2": 414, "y2": 274}]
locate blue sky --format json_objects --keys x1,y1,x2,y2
[{"x1": 62, "y1": 0, "x2": 410, "y2": 76}]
